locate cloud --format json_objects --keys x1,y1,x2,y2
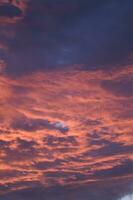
[
  {"x1": 0, "y1": 66, "x2": 132, "y2": 198},
  {"x1": 93, "y1": 159, "x2": 133, "y2": 178},
  {"x1": 0, "y1": 0, "x2": 132, "y2": 75},
  {"x1": 16, "y1": 138, "x2": 36, "y2": 149},
  {"x1": 33, "y1": 159, "x2": 62, "y2": 170},
  {"x1": 0, "y1": 169, "x2": 28, "y2": 179},
  {"x1": 0, "y1": 140, "x2": 10, "y2": 150},
  {"x1": 44, "y1": 135, "x2": 78, "y2": 146},
  {"x1": 0, "y1": 178, "x2": 133, "y2": 200},
  {"x1": 0, "y1": 1, "x2": 133, "y2": 199},
  {"x1": 0, "y1": 3, "x2": 22, "y2": 18},
  {"x1": 11, "y1": 115, "x2": 69, "y2": 133},
  {"x1": 101, "y1": 77, "x2": 133, "y2": 97},
  {"x1": 89, "y1": 141, "x2": 133, "y2": 157}
]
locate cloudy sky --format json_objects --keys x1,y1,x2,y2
[{"x1": 0, "y1": 0, "x2": 133, "y2": 200}]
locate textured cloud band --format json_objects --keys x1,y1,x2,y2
[
  {"x1": 0, "y1": 66, "x2": 133, "y2": 199},
  {"x1": 0, "y1": 0, "x2": 133, "y2": 200}
]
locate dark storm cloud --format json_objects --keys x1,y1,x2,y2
[{"x1": 1, "y1": 0, "x2": 132, "y2": 75}]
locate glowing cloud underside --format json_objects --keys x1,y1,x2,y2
[{"x1": 0, "y1": 66, "x2": 133, "y2": 195}]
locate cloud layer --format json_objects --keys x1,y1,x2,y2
[
  {"x1": 0, "y1": 0, "x2": 132, "y2": 75},
  {"x1": 0, "y1": 0, "x2": 133, "y2": 199},
  {"x1": 0, "y1": 66, "x2": 132, "y2": 199}
]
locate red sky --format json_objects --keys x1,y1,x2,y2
[{"x1": 0, "y1": 0, "x2": 133, "y2": 200}]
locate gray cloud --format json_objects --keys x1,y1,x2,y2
[
  {"x1": 16, "y1": 138, "x2": 37, "y2": 149},
  {"x1": 43, "y1": 135, "x2": 78, "y2": 146},
  {"x1": 11, "y1": 115, "x2": 69, "y2": 133},
  {"x1": 0, "y1": 3, "x2": 22, "y2": 18},
  {"x1": 101, "y1": 77, "x2": 133, "y2": 97},
  {"x1": 0, "y1": 179, "x2": 133, "y2": 200},
  {"x1": 89, "y1": 140, "x2": 133, "y2": 157},
  {"x1": 0, "y1": 0, "x2": 132, "y2": 75},
  {"x1": 93, "y1": 159, "x2": 133, "y2": 178}
]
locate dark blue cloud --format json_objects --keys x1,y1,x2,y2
[
  {"x1": 0, "y1": 1, "x2": 133, "y2": 200},
  {"x1": 33, "y1": 159, "x2": 62, "y2": 170},
  {"x1": 101, "y1": 78, "x2": 133, "y2": 97},
  {"x1": 0, "y1": 140, "x2": 10, "y2": 150},
  {"x1": 93, "y1": 159, "x2": 133, "y2": 178},
  {"x1": 0, "y1": 0, "x2": 132, "y2": 75},
  {"x1": 0, "y1": 178, "x2": 133, "y2": 200},
  {"x1": 11, "y1": 115, "x2": 69, "y2": 133},
  {"x1": 0, "y1": 3, "x2": 22, "y2": 17},
  {"x1": 16, "y1": 138, "x2": 36, "y2": 149}
]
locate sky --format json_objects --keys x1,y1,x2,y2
[{"x1": 0, "y1": 0, "x2": 133, "y2": 200}]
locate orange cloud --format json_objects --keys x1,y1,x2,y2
[{"x1": 0, "y1": 66, "x2": 133, "y2": 194}]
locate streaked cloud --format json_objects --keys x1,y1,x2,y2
[
  {"x1": 0, "y1": 66, "x2": 132, "y2": 199},
  {"x1": 0, "y1": 0, "x2": 133, "y2": 199}
]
